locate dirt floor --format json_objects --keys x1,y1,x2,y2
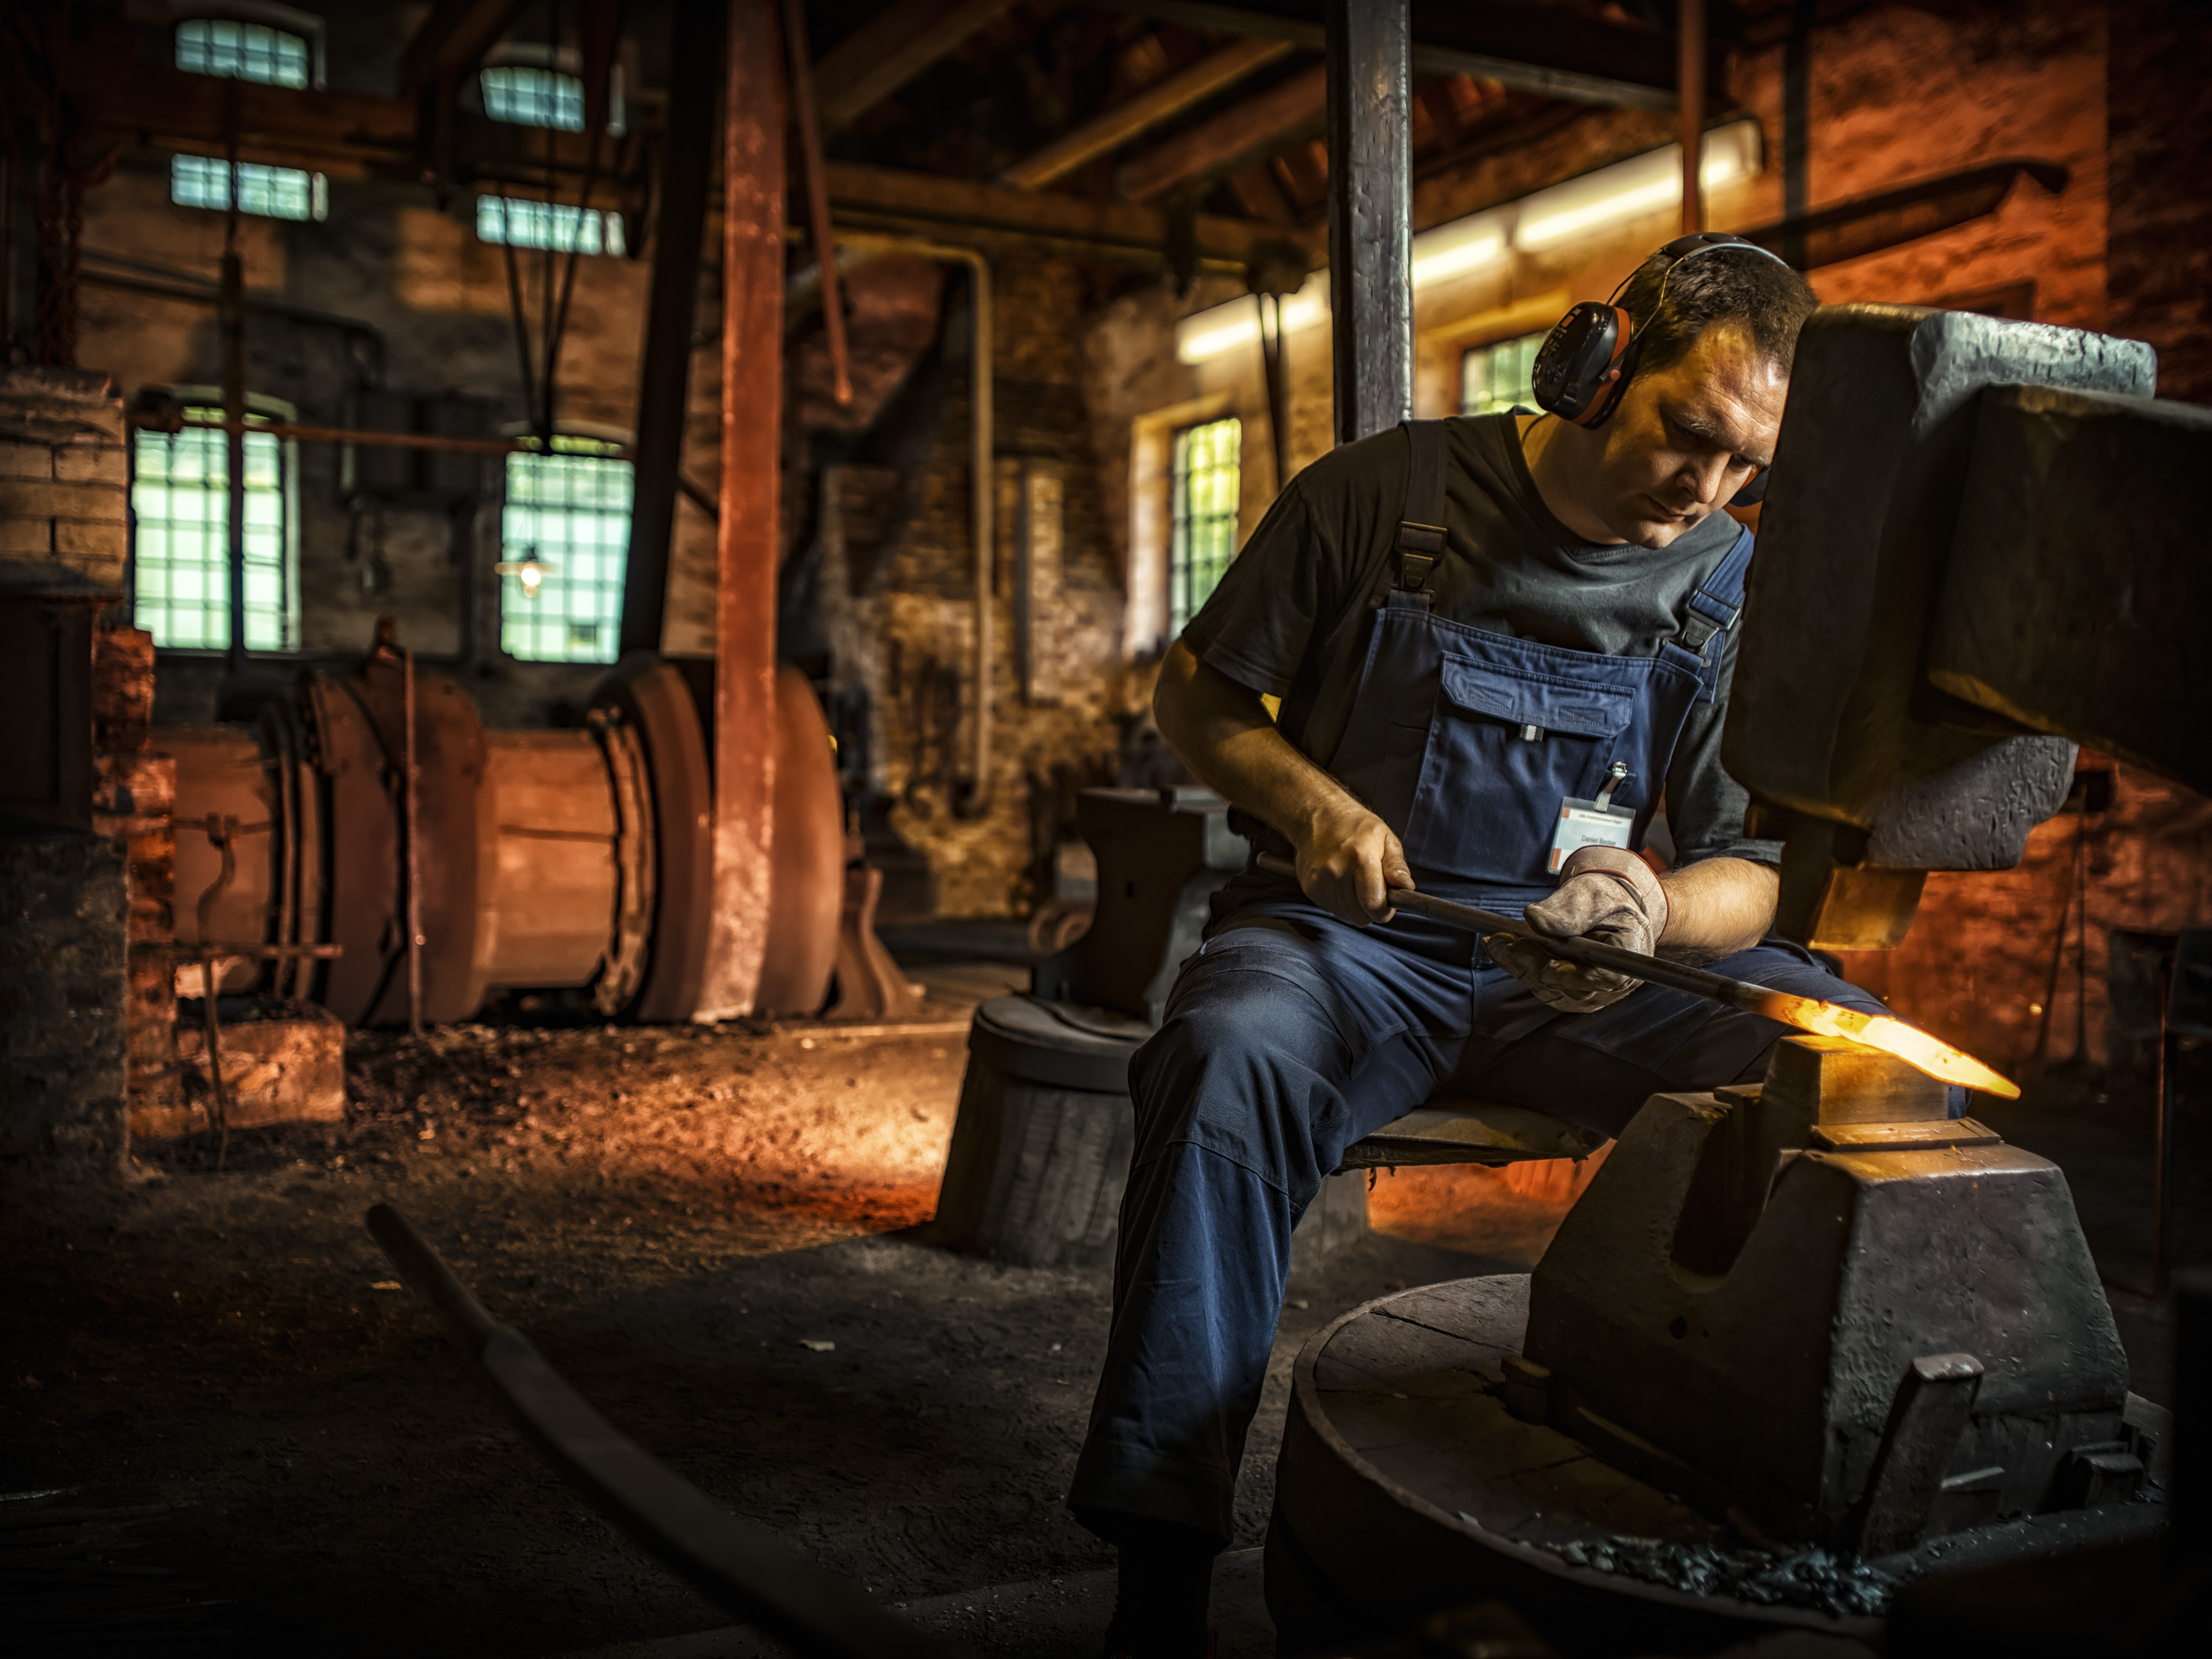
[{"x1": 3, "y1": 961, "x2": 2203, "y2": 1657}]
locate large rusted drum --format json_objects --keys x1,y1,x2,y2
[{"x1": 161, "y1": 650, "x2": 841, "y2": 1026}]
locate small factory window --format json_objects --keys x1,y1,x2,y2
[
  {"x1": 174, "y1": 17, "x2": 313, "y2": 88},
  {"x1": 476, "y1": 194, "x2": 625, "y2": 257},
  {"x1": 1169, "y1": 417, "x2": 1240, "y2": 636},
  {"x1": 500, "y1": 437, "x2": 632, "y2": 664},
  {"x1": 481, "y1": 65, "x2": 587, "y2": 131},
  {"x1": 1460, "y1": 330, "x2": 1546, "y2": 417},
  {"x1": 131, "y1": 406, "x2": 301, "y2": 653},
  {"x1": 170, "y1": 155, "x2": 328, "y2": 222}
]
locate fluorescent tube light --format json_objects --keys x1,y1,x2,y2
[
  {"x1": 1514, "y1": 120, "x2": 1762, "y2": 250},
  {"x1": 1171, "y1": 119, "x2": 1763, "y2": 364}
]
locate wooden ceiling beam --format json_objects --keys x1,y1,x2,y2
[
  {"x1": 1115, "y1": 61, "x2": 1326, "y2": 202},
  {"x1": 1101, "y1": 0, "x2": 1687, "y2": 109},
  {"x1": 398, "y1": 0, "x2": 532, "y2": 96},
  {"x1": 820, "y1": 160, "x2": 1303, "y2": 271},
  {"x1": 998, "y1": 36, "x2": 1293, "y2": 189},
  {"x1": 812, "y1": 0, "x2": 1021, "y2": 131}
]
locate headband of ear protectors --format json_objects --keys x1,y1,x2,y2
[{"x1": 1529, "y1": 231, "x2": 1797, "y2": 507}]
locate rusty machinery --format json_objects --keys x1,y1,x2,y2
[{"x1": 161, "y1": 645, "x2": 844, "y2": 1026}]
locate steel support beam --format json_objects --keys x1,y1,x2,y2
[
  {"x1": 1326, "y1": 0, "x2": 1411, "y2": 446},
  {"x1": 622, "y1": 0, "x2": 727, "y2": 658},
  {"x1": 700, "y1": 0, "x2": 785, "y2": 1020}
]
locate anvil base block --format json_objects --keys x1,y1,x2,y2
[{"x1": 1525, "y1": 1089, "x2": 2135, "y2": 1549}]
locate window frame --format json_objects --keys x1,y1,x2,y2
[
  {"x1": 168, "y1": 4, "x2": 327, "y2": 89},
  {"x1": 1166, "y1": 415, "x2": 1242, "y2": 639},
  {"x1": 474, "y1": 193, "x2": 626, "y2": 257},
  {"x1": 169, "y1": 153, "x2": 330, "y2": 222},
  {"x1": 476, "y1": 42, "x2": 627, "y2": 135},
  {"x1": 495, "y1": 427, "x2": 635, "y2": 666},
  {"x1": 128, "y1": 386, "x2": 304, "y2": 656},
  {"x1": 1458, "y1": 328, "x2": 1548, "y2": 418}
]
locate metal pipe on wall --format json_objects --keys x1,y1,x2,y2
[
  {"x1": 621, "y1": 0, "x2": 728, "y2": 658},
  {"x1": 1325, "y1": 0, "x2": 1412, "y2": 446}
]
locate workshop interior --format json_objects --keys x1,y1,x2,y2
[{"x1": 2, "y1": 2, "x2": 2209, "y2": 1656}]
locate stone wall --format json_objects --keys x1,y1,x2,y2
[
  {"x1": 805, "y1": 256, "x2": 1139, "y2": 919},
  {"x1": 0, "y1": 827, "x2": 128, "y2": 1176},
  {"x1": 0, "y1": 366, "x2": 128, "y2": 588}
]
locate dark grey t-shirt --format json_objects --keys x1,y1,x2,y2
[{"x1": 1180, "y1": 414, "x2": 1780, "y2": 869}]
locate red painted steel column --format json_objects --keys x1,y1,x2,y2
[{"x1": 700, "y1": 0, "x2": 783, "y2": 1020}]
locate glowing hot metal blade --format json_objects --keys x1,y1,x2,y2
[
  {"x1": 1752, "y1": 994, "x2": 2021, "y2": 1099},
  {"x1": 1246, "y1": 854, "x2": 2023, "y2": 1099}
]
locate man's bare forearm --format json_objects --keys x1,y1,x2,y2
[
  {"x1": 1153, "y1": 642, "x2": 1410, "y2": 922},
  {"x1": 1655, "y1": 856, "x2": 1779, "y2": 962},
  {"x1": 1152, "y1": 643, "x2": 1350, "y2": 843}
]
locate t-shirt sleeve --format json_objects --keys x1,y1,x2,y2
[
  {"x1": 1664, "y1": 622, "x2": 1784, "y2": 868},
  {"x1": 1178, "y1": 481, "x2": 1337, "y2": 700}
]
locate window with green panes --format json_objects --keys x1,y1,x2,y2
[
  {"x1": 1460, "y1": 330, "x2": 1547, "y2": 417},
  {"x1": 1169, "y1": 417, "x2": 1240, "y2": 636},
  {"x1": 132, "y1": 409, "x2": 300, "y2": 652},
  {"x1": 500, "y1": 438, "x2": 633, "y2": 664},
  {"x1": 481, "y1": 64, "x2": 586, "y2": 131},
  {"x1": 175, "y1": 18, "x2": 312, "y2": 88}
]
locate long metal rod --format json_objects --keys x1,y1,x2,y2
[
  {"x1": 1678, "y1": 0, "x2": 1705, "y2": 236},
  {"x1": 366, "y1": 1203, "x2": 973, "y2": 1658},
  {"x1": 220, "y1": 86, "x2": 248, "y2": 673},
  {"x1": 784, "y1": 0, "x2": 852, "y2": 406},
  {"x1": 2155, "y1": 961, "x2": 2177, "y2": 1293},
  {"x1": 403, "y1": 647, "x2": 424, "y2": 1039},
  {"x1": 1251, "y1": 852, "x2": 2017, "y2": 1094},
  {"x1": 198, "y1": 946, "x2": 231, "y2": 1169},
  {"x1": 1257, "y1": 853, "x2": 1781, "y2": 1012},
  {"x1": 145, "y1": 415, "x2": 591, "y2": 456}
]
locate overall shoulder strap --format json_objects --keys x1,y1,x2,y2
[
  {"x1": 1676, "y1": 524, "x2": 1756, "y2": 659},
  {"x1": 1394, "y1": 419, "x2": 1449, "y2": 594}
]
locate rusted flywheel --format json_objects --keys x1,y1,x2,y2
[{"x1": 162, "y1": 647, "x2": 844, "y2": 1026}]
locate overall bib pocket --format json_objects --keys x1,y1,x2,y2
[{"x1": 1401, "y1": 655, "x2": 1635, "y2": 887}]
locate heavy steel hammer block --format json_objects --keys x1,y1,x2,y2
[{"x1": 1725, "y1": 305, "x2": 2155, "y2": 948}]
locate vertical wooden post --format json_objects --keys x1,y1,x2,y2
[
  {"x1": 621, "y1": 0, "x2": 727, "y2": 657},
  {"x1": 1679, "y1": 0, "x2": 1707, "y2": 237},
  {"x1": 1325, "y1": 0, "x2": 1411, "y2": 447},
  {"x1": 700, "y1": 0, "x2": 784, "y2": 1020}
]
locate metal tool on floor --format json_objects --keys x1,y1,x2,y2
[
  {"x1": 1252, "y1": 852, "x2": 2018, "y2": 1097},
  {"x1": 365, "y1": 1204, "x2": 973, "y2": 1659}
]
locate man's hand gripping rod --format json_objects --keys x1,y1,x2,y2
[{"x1": 1253, "y1": 852, "x2": 2017, "y2": 1098}]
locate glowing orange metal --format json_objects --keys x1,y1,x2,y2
[{"x1": 1752, "y1": 993, "x2": 2021, "y2": 1099}]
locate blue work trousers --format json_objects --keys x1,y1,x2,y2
[{"x1": 1067, "y1": 889, "x2": 1894, "y2": 1542}]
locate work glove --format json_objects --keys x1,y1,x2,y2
[{"x1": 1488, "y1": 846, "x2": 1669, "y2": 1015}]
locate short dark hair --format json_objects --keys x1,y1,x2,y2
[{"x1": 1616, "y1": 246, "x2": 1818, "y2": 378}]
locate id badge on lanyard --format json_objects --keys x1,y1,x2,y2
[{"x1": 1548, "y1": 762, "x2": 1635, "y2": 874}]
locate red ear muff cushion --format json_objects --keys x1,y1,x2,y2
[{"x1": 1532, "y1": 303, "x2": 1634, "y2": 425}]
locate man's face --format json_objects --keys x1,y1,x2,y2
[{"x1": 1582, "y1": 324, "x2": 1788, "y2": 548}]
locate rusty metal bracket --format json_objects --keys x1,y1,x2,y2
[{"x1": 364, "y1": 1203, "x2": 972, "y2": 1659}]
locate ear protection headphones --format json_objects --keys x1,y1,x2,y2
[{"x1": 1530, "y1": 231, "x2": 1797, "y2": 507}]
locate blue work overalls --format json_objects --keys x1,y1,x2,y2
[{"x1": 1068, "y1": 422, "x2": 1898, "y2": 1544}]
